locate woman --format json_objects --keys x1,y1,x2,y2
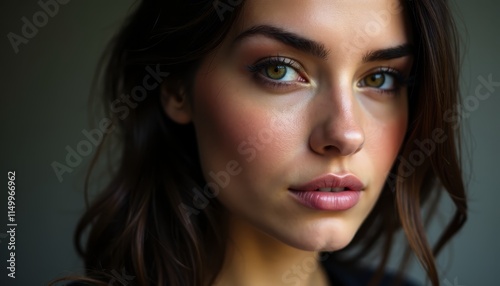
[{"x1": 64, "y1": 0, "x2": 467, "y2": 285}]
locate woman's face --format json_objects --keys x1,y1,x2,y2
[{"x1": 184, "y1": 0, "x2": 412, "y2": 251}]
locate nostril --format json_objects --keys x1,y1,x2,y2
[{"x1": 308, "y1": 124, "x2": 364, "y2": 156}]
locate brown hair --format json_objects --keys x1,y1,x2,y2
[{"x1": 56, "y1": 0, "x2": 467, "y2": 285}]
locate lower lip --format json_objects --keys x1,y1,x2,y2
[{"x1": 288, "y1": 190, "x2": 361, "y2": 211}]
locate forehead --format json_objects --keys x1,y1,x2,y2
[{"x1": 231, "y1": 0, "x2": 411, "y2": 58}]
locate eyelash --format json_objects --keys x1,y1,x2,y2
[
  {"x1": 358, "y1": 67, "x2": 411, "y2": 95},
  {"x1": 247, "y1": 57, "x2": 307, "y2": 89}
]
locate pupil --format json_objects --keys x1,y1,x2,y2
[
  {"x1": 267, "y1": 65, "x2": 286, "y2": 79},
  {"x1": 369, "y1": 73, "x2": 384, "y2": 87}
]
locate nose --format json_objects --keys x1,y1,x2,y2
[{"x1": 308, "y1": 88, "x2": 365, "y2": 157}]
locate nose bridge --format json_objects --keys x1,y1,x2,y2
[{"x1": 309, "y1": 79, "x2": 365, "y2": 156}]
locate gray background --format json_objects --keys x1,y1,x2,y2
[{"x1": 0, "y1": 1, "x2": 498, "y2": 285}]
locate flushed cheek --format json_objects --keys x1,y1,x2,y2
[
  {"x1": 364, "y1": 115, "x2": 408, "y2": 189},
  {"x1": 359, "y1": 92, "x2": 408, "y2": 171},
  {"x1": 191, "y1": 71, "x2": 296, "y2": 194}
]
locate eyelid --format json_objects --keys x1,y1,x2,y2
[
  {"x1": 246, "y1": 56, "x2": 310, "y2": 91},
  {"x1": 357, "y1": 67, "x2": 408, "y2": 91},
  {"x1": 247, "y1": 56, "x2": 306, "y2": 75}
]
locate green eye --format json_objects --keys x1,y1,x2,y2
[
  {"x1": 358, "y1": 70, "x2": 401, "y2": 91},
  {"x1": 265, "y1": 65, "x2": 287, "y2": 80},
  {"x1": 364, "y1": 73, "x2": 386, "y2": 88},
  {"x1": 247, "y1": 57, "x2": 307, "y2": 86}
]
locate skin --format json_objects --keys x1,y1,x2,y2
[{"x1": 164, "y1": 0, "x2": 413, "y2": 285}]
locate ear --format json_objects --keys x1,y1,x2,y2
[{"x1": 160, "y1": 80, "x2": 192, "y2": 124}]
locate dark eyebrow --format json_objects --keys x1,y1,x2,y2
[
  {"x1": 362, "y1": 44, "x2": 414, "y2": 62},
  {"x1": 232, "y1": 25, "x2": 329, "y2": 59}
]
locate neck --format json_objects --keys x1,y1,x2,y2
[{"x1": 213, "y1": 217, "x2": 329, "y2": 286}]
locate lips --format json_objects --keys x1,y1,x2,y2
[
  {"x1": 317, "y1": 187, "x2": 346, "y2": 192},
  {"x1": 288, "y1": 173, "x2": 364, "y2": 211},
  {"x1": 289, "y1": 173, "x2": 364, "y2": 192}
]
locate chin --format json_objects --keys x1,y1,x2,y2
[
  {"x1": 281, "y1": 233, "x2": 355, "y2": 253},
  {"x1": 263, "y1": 220, "x2": 359, "y2": 252}
]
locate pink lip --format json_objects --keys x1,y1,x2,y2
[{"x1": 288, "y1": 173, "x2": 364, "y2": 211}]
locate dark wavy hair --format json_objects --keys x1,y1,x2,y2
[{"x1": 54, "y1": 0, "x2": 467, "y2": 285}]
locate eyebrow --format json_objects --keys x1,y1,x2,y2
[
  {"x1": 232, "y1": 24, "x2": 413, "y2": 62},
  {"x1": 232, "y1": 25, "x2": 330, "y2": 59},
  {"x1": 362, "y1": 44, "x2": 414, "y2": 62}
]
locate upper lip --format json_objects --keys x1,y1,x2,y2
[{"x1": 289, "y1": 173, "x2": 364, "y2": 192}]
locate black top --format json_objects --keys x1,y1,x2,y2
[{"x1": 321, "y1": 256, "x2": 418, "y2": 286}]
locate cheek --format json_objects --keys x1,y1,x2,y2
[
  {"x1": 190, "y1": 69, "x2": 285, "y2": 182},
  {"x1": 363, "y1": 108, "x2": 408, "y2": 188},
  {"x1": 371, "y1": 121, "x2": 406, "y2": 159}
]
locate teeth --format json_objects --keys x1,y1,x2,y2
[{"x1": 317, "y1": 187, "x2": 345, "y2": 192}]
